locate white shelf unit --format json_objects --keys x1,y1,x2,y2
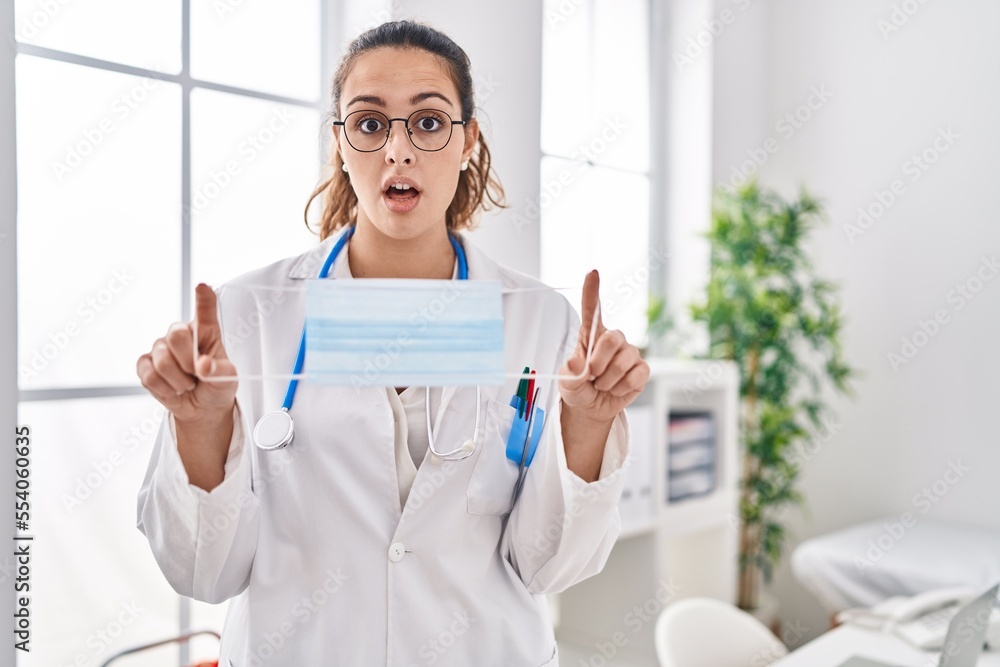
[{"x1": 553, "y1": 358, "x2": 741, "y2": 666}]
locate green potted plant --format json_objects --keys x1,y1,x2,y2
[
  {"x1": 689, "y1": 181, "x2": 855, "y2": 612},
  {"x1": 643, "y1": 295, "x2": 675, "y2": 357}
]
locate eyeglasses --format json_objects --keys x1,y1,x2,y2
[{"x1": 333, "y1": 108, "x2": 467, "y2": 153}]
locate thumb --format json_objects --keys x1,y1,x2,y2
[
  {"x1": 194, "y1": 343, "x2": 239, "y2": 396},
  {"x1": 193, "y1": 347, "x2": 238, "y2": 405},
  {"x1": 560, "y1": 347, "x2": 590, "y2": 391},
  {"x1": 196, "y1": 353, "x2": 219, "y2": 378}
]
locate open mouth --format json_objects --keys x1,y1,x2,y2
[
  {"x1": 383, "y1": 183, "x2": 421, "y2": 212},
  {"x1": 385, "y1": 183, "x2": 420, "y2": 200}
]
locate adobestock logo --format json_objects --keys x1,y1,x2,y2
[
  {"x1": 7, "y1": 0, "x2": 71, "y2": 50},
  {"x1": 672, "y1": 0, "x2": 753, "y2": 71},
  {"x1": 843, "y1": 126, "x2": 959, "y2": 245},
  {"x1": 887, "y1": 254, "x2": 997, "y2": 372},
  {"x1": 51, "y1": 74, "x2": 163, "y2": 181},
  {"x1": 853, "y1": 459, "x2": 970, "y2": 574},
  {"x1": 877, "y1": 0, "x2": 933, "y2": 40},
  {"x1": 19, "y1": 269, "x2": 136, "y2": 384},
  {"x1": 720, "y1": 85, "x2": 832, "y2": 195}
]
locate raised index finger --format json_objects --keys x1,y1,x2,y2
[
  {"x1": 578, "y1": 269, "x2": 606, "y2": 351},
  {"x1": 193, "y1": 283, "x2": 222, "y2": 352}
]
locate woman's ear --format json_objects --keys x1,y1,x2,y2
[
  {"x1": 331, "y1": 126, "x2": 346, "y2": 170},
  {"x1": 462, "y1": 117, "x2": 480, "y2": 160}
]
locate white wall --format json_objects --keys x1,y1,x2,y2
[
  {"x1": 714, "y1": 0, "x2": 1000, "y2": 645},
  {"x1": 390, "y1": 0, "x2": 543, "y2": 277}
]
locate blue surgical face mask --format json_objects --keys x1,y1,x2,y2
[{"x1": 304, "y1": 279, "x2": 505, "y2": 387}]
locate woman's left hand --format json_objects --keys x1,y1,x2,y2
[{"x1": 558, "y1": 270, "x2": 650, "y2": 424}]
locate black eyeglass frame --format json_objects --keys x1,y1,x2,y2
[{"x1": 333, "y1": 108, "x2": 469, "y2": 153}]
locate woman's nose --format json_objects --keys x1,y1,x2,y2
[{"x1": 384, "y1": 120, "x2": 416, "y2": 164}]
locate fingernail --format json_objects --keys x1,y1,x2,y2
[
  {"x1": 210, "y1": 359, "x2": 217, "y2": 374},
  {"x1": 187, "y1": 382, "x2": 197, "y2": 392}
]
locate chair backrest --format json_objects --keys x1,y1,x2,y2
[{"x1": 655, "y1": 597, "x2": 788, "y2": 667}]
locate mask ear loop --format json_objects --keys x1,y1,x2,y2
[
  {"x1": 191, "y1": 309, "x2": 202, "y2": 380},
  {"x1": 573, "y1": 297, "x2": 601, "y2": 383},
  {"x1": 506, "y1": 296, "x2": 601, "y2": 384},
  {"x1": 190, "y1": 287, "x2": 301, "y2": 383},
  {"x1": 192, "y1": 284, "x2": 605, "y2": 384}
]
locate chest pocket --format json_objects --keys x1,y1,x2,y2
[{"x1": 466, "y1": 398, "x2": 522, "y2": 515}]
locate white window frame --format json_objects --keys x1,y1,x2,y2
[
  {"x1": 5, "y1": 1, "x2": 345, "y2": 663},
  {"x1": 539, "y1": 0, "x2": 668, "y2": 346}
]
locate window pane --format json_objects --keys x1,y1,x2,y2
[
  {"x1": 541, "y1": 0, "x2": 649, "y2": 171},
  {"x1": 541, "y1": 0, "x2": 592, "y2": 161},
  {"x1": 13, "y1": 0, "x2": 181, "y2": 73},
  {"x1": 191, "y1": 0, "x2": 321, "y2": 100},
  {"x1": 15, "y1": 56, "x2": 181, "y2": 390},
  {"x1": 592, "y1": 0, "x2": 649, "y2": 172},
  {"x1": 191, "y1": 89, "x2": 321, "y2": 287},
  {"x1": 17, "y1": 395, "x2": 180, "y2": 667},
  {"x1": 539, "y1": 157, "x2": 650, "y2": 344}
]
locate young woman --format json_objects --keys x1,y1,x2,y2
[{"x1": 137, "y1": 20, "x2": 648, "y2": 666}]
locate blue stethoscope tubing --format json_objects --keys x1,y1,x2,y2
[{"x1": 252, "y1": 225, "x2": 475, "y2": 453}]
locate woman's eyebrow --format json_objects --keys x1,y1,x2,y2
[{"x1": 346, "y1": 91, "x2": 454, "y2": 110}]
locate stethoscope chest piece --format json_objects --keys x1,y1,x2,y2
[{"x1": 254, "y1": 408, "x2": 294, "y2": 451}]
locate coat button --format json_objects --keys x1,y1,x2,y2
[{"x1": 388, "y1": 542, "x2": 406, "y2": 563}]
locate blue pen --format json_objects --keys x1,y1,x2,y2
[{"x1": 504, "y1": 386, "x2": 542, "y2": 519}]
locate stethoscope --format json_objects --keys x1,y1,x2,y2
[{"x1": 252, "y1": 225, "x2": 480, "y2": 461}]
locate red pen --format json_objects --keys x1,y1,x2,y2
[{"x1": 525, "y1": 370, "x2": 536, "y2": 416}]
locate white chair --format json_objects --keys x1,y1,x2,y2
[{"x1": 655, "y1": 597, "x2": 788, "y2": 667}]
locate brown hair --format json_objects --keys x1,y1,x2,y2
[{"x1": 304, "y1": 20, "x2": 507, "y2": 241}]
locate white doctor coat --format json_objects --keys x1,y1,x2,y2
[{"x1": 136, "y1": 231, "x2": 630, "y2": 666}]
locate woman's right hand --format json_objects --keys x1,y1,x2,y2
[{"x1": 136, "y1": 283, "x2": 239, "y2": 424}]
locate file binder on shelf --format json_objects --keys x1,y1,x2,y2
[
  {"x1": 619, "y1": 404, "x2": 655, "y2": 531},
  {"x1": 667, "y1": 410, "x2": 716, "y2": 503}
]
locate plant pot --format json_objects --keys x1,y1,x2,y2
[{"x1": 748, "y1": 589, "x2": 782, "y2": 638}]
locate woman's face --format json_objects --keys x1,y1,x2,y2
[{"x1": 335, "y1": 47, "x2": 479, "y2": 241}]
